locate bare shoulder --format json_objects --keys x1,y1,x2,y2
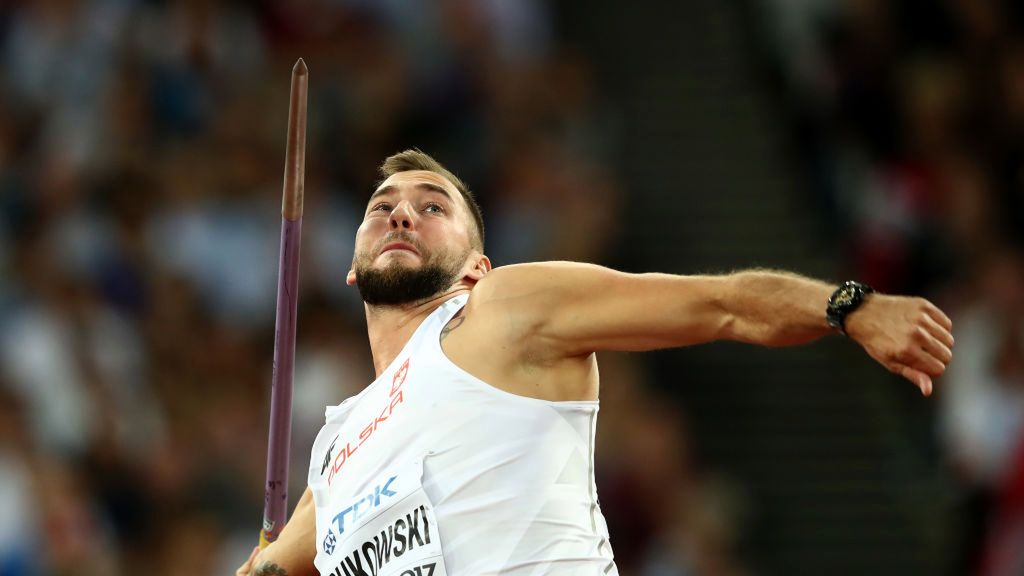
[
  {"x1": 461, "y1": 262, "x2": 567, "y2": 338},
  {"x1": 466, "y1": 261, "x2": 600, "y2": 313},
  {"x1": 471, "y1": 261, "x2": 566, "y2": 296},
  {"x1": 444, "y1": 263, "x2": 585, "y2": 358},
  {"x1": 443, "y1": 262, "x2": 601, "y2": 401}
]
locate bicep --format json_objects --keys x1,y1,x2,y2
[
  {"x1": 254, "y1": 488, "x2": 318, "y2": 576},
  {"x1": 476, "y1": 262, "x2": 734, "y2": 357}
]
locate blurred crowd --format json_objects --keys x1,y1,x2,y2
[
  {"x1": 6, "y1": 0, "x2": 1022, "y2": 574},
  {"x1": 760, "y1": 0, "x2": 1024, "y2": 573},
  {"x1": 0, "y1": 1, "x2": 745, "y2": 575}
]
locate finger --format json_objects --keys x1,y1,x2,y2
[
  {"x1": 914, "y1": 325, "x2": 953, "y2": 365},
  {"x1": 888, "y1": 362, "x2": 933, "y2": 396},
  {"x1": 922, "y1": 300, "x2": 953, "y2": 332},
  {"x1": 237, "y1": 546, "x2": 260, "y2": 576},
  {"x1": 922, "y1": 314, "x2": 955, "y2": 350},
  {"x1": 899, "y1": 342, "x2": 947, "y2": 379}
]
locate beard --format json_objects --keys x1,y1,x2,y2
[{"x1": 353, "y1": 236, "x2": 468, "y2": 306}]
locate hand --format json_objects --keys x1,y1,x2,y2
[
  {"x1": 845, "y1": 294, "x2": 954, "y2": 396},
  {"x1": 236, "y1": 547, "x2": 260, "y2": 576}
]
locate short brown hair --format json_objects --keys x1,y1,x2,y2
[{"x1": 379, "y1": 149, "x2": 485, "y2": 251}]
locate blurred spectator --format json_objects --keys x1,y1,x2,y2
[
  {"x1": 0, "y1": 387, "x2": 42, "y2": 576},
  {"x1": 941, "y1": 248, "x2": 1024, "y2": 574}
]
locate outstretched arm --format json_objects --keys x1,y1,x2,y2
[
  {"x1": 236, "y1": 487, "x2": 318, "y2": 576},
  {"x1": 473, "y1": 262, "x2": 953, "y2": 395}
]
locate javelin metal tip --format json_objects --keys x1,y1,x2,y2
[{"x1": 293, "y1": 58, "x2": 307, "y2": 75}]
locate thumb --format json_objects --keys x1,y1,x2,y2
[{"x1": 888, "y1": 362, "x2": 932, "y2": 397}]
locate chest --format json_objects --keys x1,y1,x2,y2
[{"x1": 311, "y1": 358, "x2": 434, "y2": 493}]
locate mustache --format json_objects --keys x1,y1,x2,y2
[{"x1": 373, "y1": 231, "x2": 424, "y2": 255}]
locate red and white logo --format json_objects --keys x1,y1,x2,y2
[{"x1": 326, "y1": 359, "x2": 411, "y2": 485}]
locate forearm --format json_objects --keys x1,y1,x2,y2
[
  {"x1": 719, "y1": 269, "x2": 836, "y2": 347},
  {"x1": 252, "y1": 559, "x2": 289, "y2": 576},
  {"x1": 241, "y1": 488, "x2": 317, "y2": 576}
]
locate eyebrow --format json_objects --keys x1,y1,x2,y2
[{"x1": 368, "y1": 182, "x2": 454, "y2": 204}]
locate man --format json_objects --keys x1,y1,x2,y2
[{"x1": 237, "y1": 149, "x2": 954, "y2": 576}]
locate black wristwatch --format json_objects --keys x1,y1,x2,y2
[{"x1": 826, "y1": 281, "x2": 875, "y2": 336}]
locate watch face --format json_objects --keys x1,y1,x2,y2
[{"x1": 834, "y1": 287, "x2": 855, "y2": 306}]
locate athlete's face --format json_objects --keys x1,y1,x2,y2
[{"x1": 347, "y1": 170, "x2": 486, "y2": 305}]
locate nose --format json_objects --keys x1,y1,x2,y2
[{"x1": 389, "y1": 201, "x2": 415, "y2": 231}]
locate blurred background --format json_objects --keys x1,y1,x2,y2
[{"x1": 0, "y1": 0, "x2": 1021, "y2": 574}]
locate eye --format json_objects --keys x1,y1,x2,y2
[
  {"x1": 370, "y1": 202, "x2": 392, "y2": 213},
  {"x1": 424, "y1": 203, "x2": 444, "y2": 214}
]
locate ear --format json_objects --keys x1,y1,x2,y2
[
  {"x1": 465, "y1": 254, "x2": 491, "y2": 281},
  {"x1": 346, "y1": 268, "x2": 357, "y2": 286}
]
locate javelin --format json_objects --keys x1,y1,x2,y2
[{"x1": 261, "y1": 58, "x2": 308, "y2": 548}]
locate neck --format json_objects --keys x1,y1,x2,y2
[{"x1": 364, "y1": 286, "x2": 470, "y2": 376}]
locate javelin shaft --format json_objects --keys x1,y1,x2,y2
[{"x1": 262, "y1": 58, "x2": 308, "y2": 547}]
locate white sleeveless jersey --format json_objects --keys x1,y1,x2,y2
[{"x1": 307, "y1": 294, "x2": 618, "y2": 575}]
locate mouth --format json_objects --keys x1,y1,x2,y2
[{"x1": 380, "y1": 242, "x2": 419, "y2": 256}]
